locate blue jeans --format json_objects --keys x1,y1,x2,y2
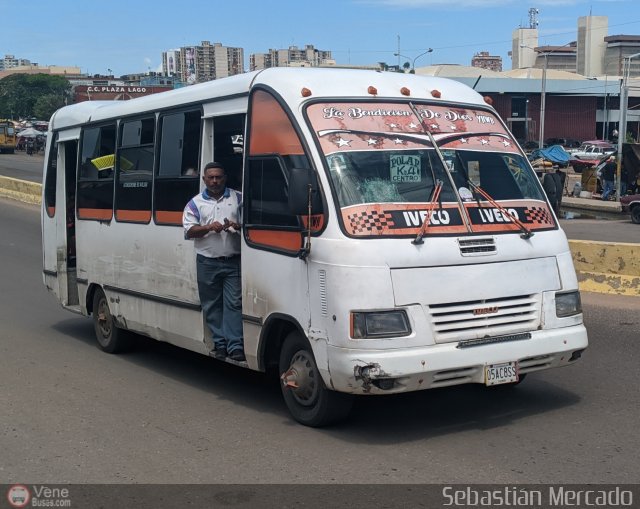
[
  {"x1": 601, "y1": 180, "x2": 615, "y2": 200},
  {"x1": 196, "y1": 254, "x2": 243, "y2": 353}
]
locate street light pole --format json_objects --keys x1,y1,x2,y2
[
  {"x1": 538, "y1": 53, "x2": 548, "y2": 149},
  {"x1": 393, "y1": 52, "x2": 411, "y2": 72},
  {"x1": 411, "y1": 48, "x2": 433, "y2": 73},
  {"x1": 394, "y1": 49, "x2": 433, "y2": 73}
]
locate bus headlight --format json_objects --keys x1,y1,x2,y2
[
  {"x1": 350, "y1": 310, "x2": 411, "y2": 339},
  {"x1": 555, "y1": 291, "x2": 582, "y2": 318}
]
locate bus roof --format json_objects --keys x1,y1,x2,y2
[{"x1": 50, "y1": 68, "x2": 488, "y2": 131}]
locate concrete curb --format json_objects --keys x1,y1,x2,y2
[
  {"x1": 1, "y1": 178, "x2": 638, "y2": 297},
  {"x1": 562, "y1": 196, "x2": 622, "y2": 213},
  {"x1": 569, "y1": 240, "x2": 640, "y2": 297},
  {"x1": 0, "y1": 176, "x2": 42, "y2": 206}
]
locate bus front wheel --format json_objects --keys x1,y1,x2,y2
[
  {"x1": 278, "y1": 332, "x2": 353, "y2": 427},
  {"x1": 92, "y1": 288, "x2": 130, "y2": 353}
]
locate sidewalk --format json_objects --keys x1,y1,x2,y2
[{"x1": 561, "y1": 195, "x2": 622, "y2": 214}]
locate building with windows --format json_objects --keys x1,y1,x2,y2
[
  {"x1": 603, "y1": 35, "x2": 640, "y2": 77},
  {"x1": 416, "y1": 64, "x2": 640, "y2": 144},
  {"x1": 162, "y1": 41, "x2": 244, "y2": 85},
  {"x1": 249, "y1": 45, "x2": 332, "y2": 71},
  {"x1": 512, "y1": 14, "x2": 640, "y2": 78},
  {"x1": 531, "y1": 44, "x2": 577, "y2": 73},
  {"x1": 0, "y1": 54, "x2": 33, "y2": 70},
  {"x1": 471, "y1": 51, "x2": 503, "y2": 72}
]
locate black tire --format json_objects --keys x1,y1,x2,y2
[
  {"x1": 279, "y1": 332, "x2": 354, "y2": 427},
  {"x1": 631, "y1": 206, "x2": 640, "y2": 225},
  {"x1": 92, "y1": 288, "x2": 130, "y2": 353}
]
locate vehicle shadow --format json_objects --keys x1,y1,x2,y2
[{"x1": 51, "y1": 317, "x2": 582, "y2": 443}]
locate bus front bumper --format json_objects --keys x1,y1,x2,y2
[{"x1": 324, "y1": 324, "x2": 588, "y2": 395}]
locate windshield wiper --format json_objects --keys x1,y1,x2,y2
[
  {"x1": 465, "y1": 181, "x2": 534, "y2": 240},
  {"x1": 412, "y1": 180, "x2": 443, "y2": 245}
]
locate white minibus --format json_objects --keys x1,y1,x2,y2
[{"x1": 42, "y1": 68, "x2": 588, "y2": 426}]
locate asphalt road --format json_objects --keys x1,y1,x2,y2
[
  {"x1": 1, "y1": 197, "x2": 639, "y2": 485},
  {"x1": 0, "y1": 151, "x2": 44, "y2": 182}
]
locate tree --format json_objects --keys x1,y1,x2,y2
[
  {"x1": 34, "y1": 94, "x2": 66, "y2": 120},
  {"x1": 0, "y1": 73, "x2": 71, "y2": 120}
]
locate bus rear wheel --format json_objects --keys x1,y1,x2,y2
[
  {"x1": 279, "y1": 332, "x2": 353, "y2": 427},
  {"x1": 92, "y1": 288, "x2": 130, "y2": 353}
]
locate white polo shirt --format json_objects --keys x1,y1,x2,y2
[{"x1": 183, "y1": 187, "x2": 242, "y2": 258}]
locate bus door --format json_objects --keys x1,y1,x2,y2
[{"x1": 42, "y1": 131, "x2": 79, "y2": 308}]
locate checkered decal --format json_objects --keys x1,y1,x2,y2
[
  {"x1": 524, "y1": 207, "x2": 553, "y2": 225},
  {"x1": 348, "y1": 210, "x2": 395, "y2": 233}
]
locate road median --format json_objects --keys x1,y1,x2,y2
[
  {"x1": 569, "y1": 240, "x2": 640, "y2": 297},
  {"x1": 0, "y1": 175, "x2": 42, "y2": 205}
]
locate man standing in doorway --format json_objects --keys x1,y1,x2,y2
[{"x1": 183, "y1": 162, "x2": 245, "y2": 361}]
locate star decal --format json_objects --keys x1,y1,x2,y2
[
  {"x1": 408, "y1": 122, "x2": 419, "y2": 129},
  {"x1": 502, "y1": 140, "x2": 512, "y2": 147},
  {"x1": 366, "y1": 138, "x2": 378, "y2": 146},
  {"x1": 388, "y1": 123, "x2": 399, "y2": 129},
  {"x1": 449, "y1": 125, "x2": 457, "y2": 131},
  {"x1": 479, "y1": 139, "x2": 489, "y2": 145},
  {"x1": 460, "y1": 138, "x2": 468, "y2": 144},
  {"x1": 430, "y1": 124, "x2": 439, "y2": 130},
  {"x1": 393, "y1": 138, "x2": 404, "y2": 144},
  {"x1": 336, "y1": 137, "x2": 351, "y2": 147}
]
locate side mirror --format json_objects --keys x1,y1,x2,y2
[{"x1": 288, "y1": 167, "x2": 322, "y2": 215}]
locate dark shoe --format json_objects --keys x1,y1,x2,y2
[
  {"x1": 228, "y1": 350, "x2": 246, "y2": 362},
  {"x1": 211, "y1": 345, "x2": 227, "y2": 358}
]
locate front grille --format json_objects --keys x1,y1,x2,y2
[
  {"x1": 428, "y1": 294, "x2": 540, "y2": 343},
  {"x1": 458, "y1": 237, "x2": 496, "y2": 256}
]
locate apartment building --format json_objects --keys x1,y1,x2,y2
[
  {"x1": 471, "y1": 51, "x2": 503, "y2": 72},
  {"x1": 162, "y1": 41, "x2": 244, "y2": 84},
  {"x1": 249, "y1": 44, "x2": 332, "y2": 71},
  {"x1": 0, "y1": 54, "x2": 33, "y2": 71}
]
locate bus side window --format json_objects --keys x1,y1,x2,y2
[
  {"x1": 77, "y1": 124, "x2": 116, "y2": 221},
  {"x1": 246, "y1": 157, "x2": 298, "y2": 227},
  {"x1": 154, "y1": 109, "x2": 202, "y2": 225},
  {"x1": 115, "y1": 118, "x2": 154, "y2": 223}
]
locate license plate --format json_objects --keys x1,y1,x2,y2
[{"x1": 485, "y1": 361, "x2": 519, "y2": 386}]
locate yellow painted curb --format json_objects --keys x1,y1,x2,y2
[
  {"x1": 0, "y1": 176, "x2": 42, "y2": 205},
  {"x1": 569, "y1": 240, "x2": 640, "y2": 297}
]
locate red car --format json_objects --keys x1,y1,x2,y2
[{"x1": 620, "y1": 193, "x2": 640, "y2": 224}]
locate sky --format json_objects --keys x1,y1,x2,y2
[{"x1": 2, "y1": 0, "x2": 640, "y2": 77}]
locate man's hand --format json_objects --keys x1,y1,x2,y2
[
  {"x1": 209, "y1": 221, "x2": 224, "y2": 233},
  {"x1": 223, "y1": 218, "x2": 240, "y2": 232}
]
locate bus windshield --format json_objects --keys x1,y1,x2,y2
[{"x1": 306, "y1": 101, "x2": 553, "y2": 236}]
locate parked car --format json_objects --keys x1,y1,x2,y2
[
  {"x1": 569, "y1": 141, "x2": 616, "y2": 173},
  {"x1": 620, "y1": 193, "x2": 640, "y2": 223},
  {"x1": 545, "y1": 137, "x2": 581, "y2": 149}
]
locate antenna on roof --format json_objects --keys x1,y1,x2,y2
[{"x1": 528, "y1": 7, "x2": 539, "y2": 29}]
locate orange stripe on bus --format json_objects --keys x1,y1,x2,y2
[
  {"x1": 155, "y1": 210, "x2": 183, "y2": 224},
  {"x1": 249, "y1": 90, "x2": 305, "y2": 156},
  {"x1": 115, "y1": 209, "x2": 152, "y2": 222},
  {"x1": 247, "y1": 229, "x2": 302, "y2": 251},
  {"x1": 78, "y1": 208, "x2": 113, "y2": 220}
]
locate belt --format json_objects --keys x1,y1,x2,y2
[{"x1": 211, "y1": 254, "x2": 239, "y2": 261}]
